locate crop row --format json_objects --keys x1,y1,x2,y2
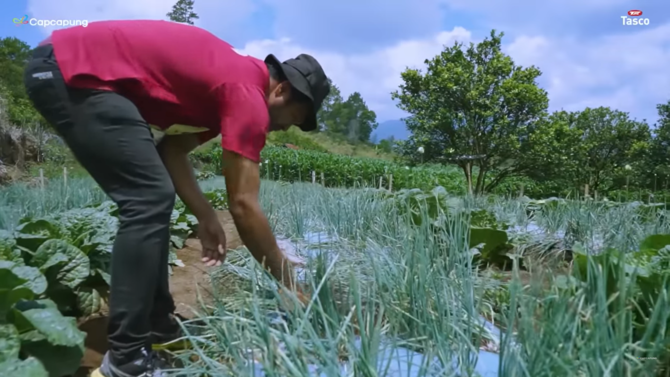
[{"x1": 207, "y1": 145, "x2": 466, "y2": 193}]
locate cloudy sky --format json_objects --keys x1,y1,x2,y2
[{"x1": 4, "y1": 0, "x2": 670, "y2": 138}]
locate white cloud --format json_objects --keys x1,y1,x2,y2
[
  {"x1": 259, "y1": 0, "x2": 445, "y2": 50},
  {"x1": 26, "y1": 0, "x2": 670, "y2": 124},
  {"x1": 238, "y1": 28, "x2": 473, "y2": 120},
  {"x1": 507, "y1": 23, "x2": 670, "y2": 121},
  {"x1": 240, "y1": 22, "x2": 670, "y2": 123},
  {"x1": 26, "y1": 0, "x2": 256, "y2": 37}
]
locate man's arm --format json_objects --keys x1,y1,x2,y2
[
  {"x1": 157, "y1": 134, "x2": 217, "y2": 222},
  {"x1": 222, "y1": 149, "x2": 296, "y2": 289}
]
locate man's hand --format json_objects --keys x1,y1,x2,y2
[
  {"x1": 159, "y1": 134, "x2": 226, "y2": 266},
  {"x1": 197, "y1": 215, "x2": 227, "y2": 267}
]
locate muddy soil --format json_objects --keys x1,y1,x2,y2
[{"x1": 74, "y1": 210, "x2": 243, "y2": 376}]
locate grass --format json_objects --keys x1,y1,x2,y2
[{"x1": 3, "y1": 177, "x2": 670, "y2": 376}]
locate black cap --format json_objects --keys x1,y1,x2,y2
[{"x1": 265, "y1": 53, "x2": 330, "y2": 132}]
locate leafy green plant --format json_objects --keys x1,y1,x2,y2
[
  {"x1": 571, "y1": 234, "x2": 670, "y2": 344},
  {"x1": 209, "y1": 145, "x2": 465, "y2": 193},
  {"x1": 387, "y1": 186, "x2": 513, "y2": 267},
  {"x1": 0, "y1": 260, "x2": 85, "y2": 377},
  {"x1": 3, "y1": 190, "x2": 230, "y2": 317}
]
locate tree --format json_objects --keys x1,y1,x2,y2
[
  {"x1": 317, "y1": 78, "x2": 343, "y2": 133},
  {"x1": 167, "y1": 0, "x2": 199, "y2": 25},
  {"x1": 323, "y1": 92, "x2": 378, "y2": 142},
  {"x1": 341, "y1": 92, "x2": 378, "y2": 143},
  {"x1": 377, "y1": 136, "x2": 395, "y2": 154},
  {"x1": 568, "y1": 107, "x2": 650, "y2": 193},
  {"x1": 644, "y1": 101, "x2": 670, "y2": 190},
  {"x1": 392, "y1": 30, "x2": 548, "y2": 194},
  {"x1": 0, "y1": 37, "x2": 40, "y2": 125},
  {"x1": 317, "y1": 79, "x2": 378, "y2": 142}
]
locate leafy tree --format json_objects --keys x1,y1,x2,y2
[
  {"x1": 377, "y1": 136, "x2": 395, "y2": 154},
  {"x1": 317, "y1": 79, "x2": 378, "y2": 142},
  {"x1": 341, "y1": 92, "x2": 378, "y2": 143},
  {"x1": 499, "y1": 111, "x2": 584, "y2": 194},
  {"x1": 324, "y1": 92, "x2": 378, "y2": 142},
  {"x1": 167, "y1": 0, "x2": 199, "y2": 25},
  {"x1": 316, "y1": 78, "x2": 343, "y2": 133},
  {"x1": 644, "y1": 101, "x2": 670, "y2": 190},
  {"x1": 392, "y1": 30, "x2": 548, "y2": 194},
  {"x1": 0, "y1": 37, "x2": 40, "y2": 125},
  {"x1": 567, "y1": 107, "x2": 651, "y2": 193}
]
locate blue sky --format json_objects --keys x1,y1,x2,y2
[{"x1": 4, "y1": 0, "x2": 670, "y2": 139}]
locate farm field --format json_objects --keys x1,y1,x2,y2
[{"x1": 2, "y1": 175, "x2": 670, "y2": 377}]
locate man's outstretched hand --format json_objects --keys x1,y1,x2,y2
[{"x1": 197, "y1": 216, "x2": 227, "y2": 267}]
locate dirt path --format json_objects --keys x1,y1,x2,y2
[{"x1": 74, "y1": 210, "x2": 243, "y2": 376}]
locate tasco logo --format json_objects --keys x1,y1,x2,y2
[
  {"x1": 12, "y1": 15, "x2": 29, "y2": 26},
  {"x1": 622, "y1": 10, "x2": 650, "y2": 26}
]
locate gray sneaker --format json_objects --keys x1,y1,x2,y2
[{"x1": 91, "y1": 348, "x2": 170, "y2": 377}]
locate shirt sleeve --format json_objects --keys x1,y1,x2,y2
[{"x1": 210, "y1": 83, "x2": 269, "y2": 163}]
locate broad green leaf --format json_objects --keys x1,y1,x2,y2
[
  {"x1": 76, "y1": 287, "x2": 102, "y2": 317},
  {"x1": 14, "y1": 219, "x2": 59, "y2": 251},
  {"x1": 639, "y1": 234, "x2": 670, "y2": 252},
  {"x1": 0, "y1": 324, "x2": 20, "y2": 363},
  {"x1": 21, "y1": 341, "x2": 84, "y2": 377},
  {"x1": 170, "y1": 235, "x2": 185, "y2": 249},
  {"x1": 13, "y1": 301, "x2": 85, "y2": 347},
  {"x1": 0, "y1": 262, "x2": 45, "y2": 314},
  {"x1": 32, "y1": 240, "x2": 90, "y2": 289},
  {"x1": 0, "y1": 261, "x2": 25, "y2": 291},
  {"x1": 95, "y1": 269, "x2": 111, "y2": 286},
  {"x1": 0, "y1": 357, "x2": 48, "y2": 377},
  {"x1": 10, "y1": 265, "x2": 47, "y2": 296},
  {"x1": 470, "y1": 227, "x2": 512, "y2": 267}
]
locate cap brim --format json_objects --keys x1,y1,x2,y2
[{"x1": 264, "y1": 54, "x2": 318, "y2": 132}]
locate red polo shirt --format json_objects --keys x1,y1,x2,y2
[{"x1": 49, "y1": 20, "x2": 269, "y2": 163}]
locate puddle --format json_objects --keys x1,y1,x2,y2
[{"x1": 267, "y1": 231, "x2": 505, "y2": 377}]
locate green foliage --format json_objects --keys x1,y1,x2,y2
[
  {"x1": 1, "y1": 189, "x2": 228, "y2": 315},
  {"x1": 167, "y1": 0, "x2": 199, "y2": 25},
  {"x1": 393, "y1": 30, "x2": 548, "y2": 195},
  {"x1": 318, "y1": 80, "x2": 378, "y2": 142},
  {"x1": 266, "y1": 127, "x2": 329, "y2": 153},
  {"x1": 0, "y1": 260, "x2": 85, "y2": 377},
  {"x1": 0, "y1": 37, "x2": 41, "y2": 125},
  {"x1": 210, "y1": 145, "x2": 465, "y2": 192},
  {"x1": 385, "y1": 186, "x2": 513, "y2": 267},
  {"x1": 570, "y1": 235, "x2": 670, "y2": 345},
  {"x1": 376, "y1": 136, "x2": 395, "y2": 154}
]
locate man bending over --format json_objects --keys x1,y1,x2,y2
[{"x1": 23, "y1": 19, "x2": 330, "y2": 377}]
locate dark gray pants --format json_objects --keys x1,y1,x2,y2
[{"x1": 24, "y1": 44, "x2": 176, "y2": 364}]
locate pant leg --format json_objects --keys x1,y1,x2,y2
[{"x1": 24, "y1": 45, "x2": 176, "y2": 364}]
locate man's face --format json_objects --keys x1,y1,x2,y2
[{"x1": 267, "y1": 81, "x2": 311, "y2": 131}]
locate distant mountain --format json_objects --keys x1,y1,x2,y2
[{"x1": 372, "y1": 119, "x2": 410, "y2": 141}]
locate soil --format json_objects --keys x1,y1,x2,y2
[{"x1": 74, "y1": 210, "x2": 243, "y2": 376}]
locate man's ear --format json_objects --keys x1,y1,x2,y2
[{"x1": 277, "y1": 81, "x2": 292, "y2": 96}]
